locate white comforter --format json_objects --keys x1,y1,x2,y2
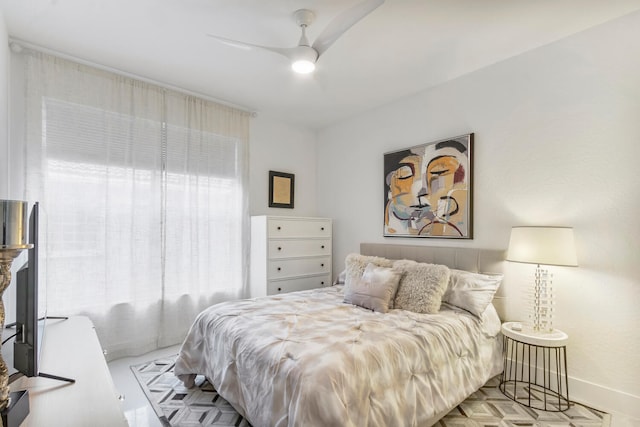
[{"x1": 175, "y1": 286, "x2": 502, "y2": 427}]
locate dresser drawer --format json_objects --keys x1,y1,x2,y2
[
  {"x1": 251, "y1": 216, "x2": 332, "y2": 298},
  {"x1": 267, "y1": 275, "x2": 331, "y2": 294},
  {"x1": 268, "y1": 256, "x2": 331, "y2": 279},
  {"x1": 267, "y1": 218, "x2": 331, "y2": 238},
  {"x1": 268, "y1": 239, "x2": 331, "y2": 258}
]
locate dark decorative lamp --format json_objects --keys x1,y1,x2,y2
[
  {"x1": 506, "y1": 226, "x2": 578, "y2": 333},
  {"x1": 0, "y1": 200, "x2": 33, "y2": 424}
]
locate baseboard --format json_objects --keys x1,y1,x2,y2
[{"x1": 569, "y1": 376, "x2": 640, "y2": 421}]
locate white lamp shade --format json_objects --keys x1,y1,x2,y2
[{"x1": 506, "y1": 226, "x2": 578, "y2": 267}]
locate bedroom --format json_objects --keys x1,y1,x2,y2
[{"x1": 0, "y1": 1, "x2": 638, "y2": 426}]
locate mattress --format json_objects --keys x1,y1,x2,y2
[{"x1": 175, "y1": 285, "x2": 503, "y2": 427}]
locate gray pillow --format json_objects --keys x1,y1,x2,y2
[
  {"x1": 344, "y1": 253, "x2": 395, "y2": 306},
  {"x1": 343, "y1": 263, "x2": 401, "y2": 313},
  {"x1": 442, "y1": 269, "x2": 503, "y2": 317},
  {"x1": 392, "y1": 259, "x2": 450, "y2": 314}
]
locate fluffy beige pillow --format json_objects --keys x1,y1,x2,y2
[
  {"x1": 343, "y1": 263, "x2": 401, "y2": 313},
  {"x1": 344, "y1": 253, "x2": 395, "y2": 306},
  {"x1": 392, "y1": 259, "x2": 450, "y2": 314}
]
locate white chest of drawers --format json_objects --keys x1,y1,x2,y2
[{"x1": 250, "y1": 216, "x2": 332, "y2": 297}]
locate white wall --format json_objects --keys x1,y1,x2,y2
[
  {"x1": 0, "y1": 10, "x2": 9, "y2": 198},
  {"x1": 249, "y1": 114, "x2": 317, "y2": 217},
  {"x1": 317, "y1": 11, "x2": 640, "y2": 417},
  {"x1": 0, "y1": 10, "x2": 20, "y2": 327}
]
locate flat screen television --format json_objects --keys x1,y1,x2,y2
[
  {"x1": 13, "y1": 202, "x2": 41, "y2": 378},
  {"x1": 11, "y1": 202, "x2": 73, "y2": 383}
]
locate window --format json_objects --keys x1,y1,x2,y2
[{"x1": 15, "y1": 51, "x2": 250, "y2": 358}]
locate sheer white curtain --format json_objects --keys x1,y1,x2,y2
[{"x1": 17, "y1": 50, "x2": 250, "y2": 359}]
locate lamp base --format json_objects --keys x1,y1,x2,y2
[
  {"x1": 530, "y1": 264, "x2": 554, "y2": 333},
  {"x1": 1, "y1": 390, "x2": 30, "y2": 427}
]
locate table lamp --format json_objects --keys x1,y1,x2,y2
[
  {"x1": 506, "y1": 226, "x2": 578, "y2": 333},
  {"x1": 0, "y1": 200, "x2": 33, "y2": 424}
]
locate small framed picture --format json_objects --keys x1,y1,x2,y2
[{"x1": 269, "y1": 171, "x2": 295, "y2": 209}]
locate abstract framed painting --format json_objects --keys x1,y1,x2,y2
[{"x1": 383, "y1": 133, "x2": 473, "y2": 239}]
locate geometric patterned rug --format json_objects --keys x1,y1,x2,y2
[
  {"x1": 131, "y1": 356, "x2": 610, "y2": 427},
  {"x1": 131, "y1": 356, "x2": 250, "y2": 427},
  {"x1": 437, "y1": 378, "x2": 610, "y2": 427}
]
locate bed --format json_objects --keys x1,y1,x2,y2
[{"x1": 175, "y1": 244, "x2": 506, "y2": 426}]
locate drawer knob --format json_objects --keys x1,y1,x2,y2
[
  {"x1": 321, "y1": 227, "x2": 325, "y2": 231},
  {"x1": 277, "y1": 267, "x2": 282, "y2": 271},
  {"x1": 321, "y1": 245, "x2": 325, "y2": 249},
  {"x1": 321, "y1": 281, "x2": 325, "y2": 285},
  {"x1": 278, "y1": 287, "x2": 282, "y2": 292},
  {"x1": 278, "y1": 247, "x2": 282, "y2": 251},
  {"x1": 277, "y1": 226, "x2": 282, "y2": 230},
  {"x1": 321, "y1": 263, "x2": 324, "y2": 267}
]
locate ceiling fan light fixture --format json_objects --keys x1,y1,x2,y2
[
  {"x1": 290, "y1": 45, "x2": 318, "y2": 74},
  {"x1": 292, "y1": 59, "x2": 316, "y2": 74},
  {"x1": 207, "y1": 1, "x2": 385, "y2": 75}
]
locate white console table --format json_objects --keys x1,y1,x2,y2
[{"x1": 8, "y1": 316, "x2": 127, "y2": 427}]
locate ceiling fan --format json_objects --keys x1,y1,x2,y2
[{"x1": 207, "y1": 0, "x2": 384, "y2": 74}]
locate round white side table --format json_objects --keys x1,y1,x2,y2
[{"x1": 499, "y1": 321, "x2": 570, "y2": 411}]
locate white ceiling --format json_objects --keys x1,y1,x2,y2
[{"x1": 2, "y1": 0, "x2": 640, "y2": 129}]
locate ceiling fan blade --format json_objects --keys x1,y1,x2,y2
[
  {"x1": 207, "y1": 34, "x2": 294, "y2": 59},
  {"x1": 311, "y1": 0, "x2": 384, "y2": 57}
]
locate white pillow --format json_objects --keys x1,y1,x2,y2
[
  {"x1": 479, "y1": 303, "x2": 502, "y2": 337},
  {"x1": 392, "y1": 259, "x2": 450, "y2": 314},
  {"x1": 343, "y1": 263, "x2": 401, "y2": 313},
  {"x1": 442, "y1": 269, "x2": 503, "y2": 318},
  {"x1": 333, "y1": 269, "x2": 346, "y2": 286}
]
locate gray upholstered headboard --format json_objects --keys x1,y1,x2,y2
[{"x1": 360, "y1": 243, "x2": 507, "y2": 319}]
